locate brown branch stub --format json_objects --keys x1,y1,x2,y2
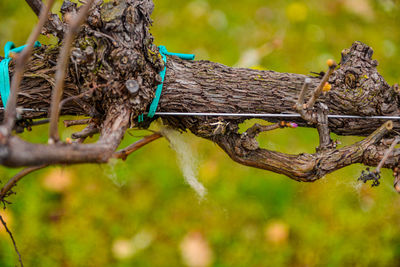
[
  {"x1": 246, "y1": 123, "x2": 280, "y2": 139},
  {"x1": 315, "y1": 103, "x2": 334, "y2": 152},
  {"x1": 71, "y1": 124, "x2": 99, "y2": 139},
  {"x1": 64, "y1": 118, "x2": 92, "y2": 128}
]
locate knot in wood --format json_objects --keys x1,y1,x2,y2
[
  {"x1": 344, "y1": 71, "x2": 357, "y2": 89},
  {"x1": 111, "y1": 49, "x2": 145, "y2": 76},
  {"x1": 126, "y1": 79, "x2": 140, "y2": 95},
  {"x1": 240, "y1": 133, "x2": 259, "y2": 151}
]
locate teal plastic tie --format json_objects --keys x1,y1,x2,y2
[
  {"x1": 140, "y1": 45, "x2": 195, "y2": 121},
  {"x1": 138, "y1": 114, "x2": 144, "y2": 123},
  {"x1": 0, "y1": 41, "x2": 41, "y2": 107}
]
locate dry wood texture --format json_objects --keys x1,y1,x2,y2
[{"x1": 0, "y1": 0, "x2": 399, "y2": 195}]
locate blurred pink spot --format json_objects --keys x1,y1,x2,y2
[
  {"x1": 180, "y1": 231, "x2": 214, "y2": 267},
  {"x1": 264, "y1": 220, "x2": 290, "y2": 245}
]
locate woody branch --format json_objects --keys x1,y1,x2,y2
[{"x1": 0, "y1": 0, "x2": 399, "y2": 188}]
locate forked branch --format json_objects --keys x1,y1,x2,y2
[
  {"x1": 215, "y1": 121, "x2": 394, "y2": 182},
  {"x1": 0, "y1": 106, "x2": 130, "y2": 167},
  {"x1": 294, "y1": 60, "x2": 337, "y2": 152},
  {"x1": 1, "y1": 0, "x2": 399, "y2": 192}
]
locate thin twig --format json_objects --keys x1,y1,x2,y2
[
  {"x1": 59, "y1": 87, "x2": 95, "y2": 111},
  {"x1": 0, "y1": 214, "x2": 23, "y2": 267},
  {"x1": 306, "y1": 60, "x2": 337, "y2": 108},
  {"x1": 246, "y1": 121, "x2": 297, "y2": 138},
  {"x1": 376, "y1": 136, "x2": 399, "y2": 173},
  {"x1": 31, "y1": 119, "x2": 50, "y2": 127},
  {"x1": 113, "y1": 133, "x2": 163, "y2": 160},
  {"x1": 3, "y1": 0, "x2": 55, "y2": 133},
  {"x1": 64, "y1": 118, "x2": 92, "y2": 128},
  {"x1": 48, "y1": 0, "x2": 95, "y2": 143},
  {"x1": 0, "y1": 165, "x2": 48, "y2": 200},
  {"x1": 295, "y1": 78, "x2": 311, "y2": 110}
]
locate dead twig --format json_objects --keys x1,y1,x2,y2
[
  {"x1": 3, "y1": 0, "x2": 55, "y2": 134},
  {"x1": 377, "y1": 136, "x2": 399, "y2": 173},
  {"x1": 59, "y1": 87, "x2": 96, "y2": 111},
  {"x1": 113, "y1": 133, "x2": 163, "y2": 160},
  {"x1": 0, "y1": 165, "x2": 48, "y2": 201},
  {"x1": 0, "y1": 214, "x2": 23, "y2": 267},
  {"x1": 246, "y1": 121, "x2": 298, "y2": 139},
  {"x1": 358, "y1": 123, "x2": 396, "y2": 187},
  {"x1": 295, "y1": 78, "x2": 311, "y2": 111},
  {"x1": 64, "y1": 118, "x2": 92, "y2": 128},
  {"x1": 48, "y1": 0, "x2": 95, "y2": 143}
]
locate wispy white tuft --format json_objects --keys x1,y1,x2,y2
[
  {"x1": 105, "y1": 158, "x2": 127, "y2": 187},
  {"x1": 161, "y1": 127, "x2": 207, "y2": 199}
]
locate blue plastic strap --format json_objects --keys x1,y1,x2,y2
[
  {"x1": 138, "y1": 114, "x2": 144, "y2": 123},
  {"x1": 141, "y1": 45, "x2": 195, "y2": 121},
  {"x1": 0, "y1": 41, "x2": 41, "y2": 107}
]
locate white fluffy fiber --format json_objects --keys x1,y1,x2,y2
[{"x1": 161, "y1": 127, "x2": 207, "y2": 199}]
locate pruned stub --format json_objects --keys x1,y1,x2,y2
[
  {"x1": 329, "y1": 41, "x2": 398, "y2": 116},
  {"x1": 65, "y1": 0, "x2": 163, "y2": 123}
]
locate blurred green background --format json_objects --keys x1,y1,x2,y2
[{"x1": 0, "y1": 0, "x2": 400, "y2": 266}]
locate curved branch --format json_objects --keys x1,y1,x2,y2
[
  {"x1": 0, "y1": 106, "x2": 130, "y2": 167},
  {"x1": 0, "y1": 165, "x2": 48, "y2": 200},
  {"x1": 214, "y1": 121, "x2": 393, "y2": 182},
  {"x1": 1, "y1": 0, "x2": 399, "y2": 188}
]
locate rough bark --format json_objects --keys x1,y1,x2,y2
[
  {"x1": 1, "y1": 0, "x2": 400, "y2": 188},
  {"x1": 158, "y1": 44, "x2": 399, "y2": 137}
]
